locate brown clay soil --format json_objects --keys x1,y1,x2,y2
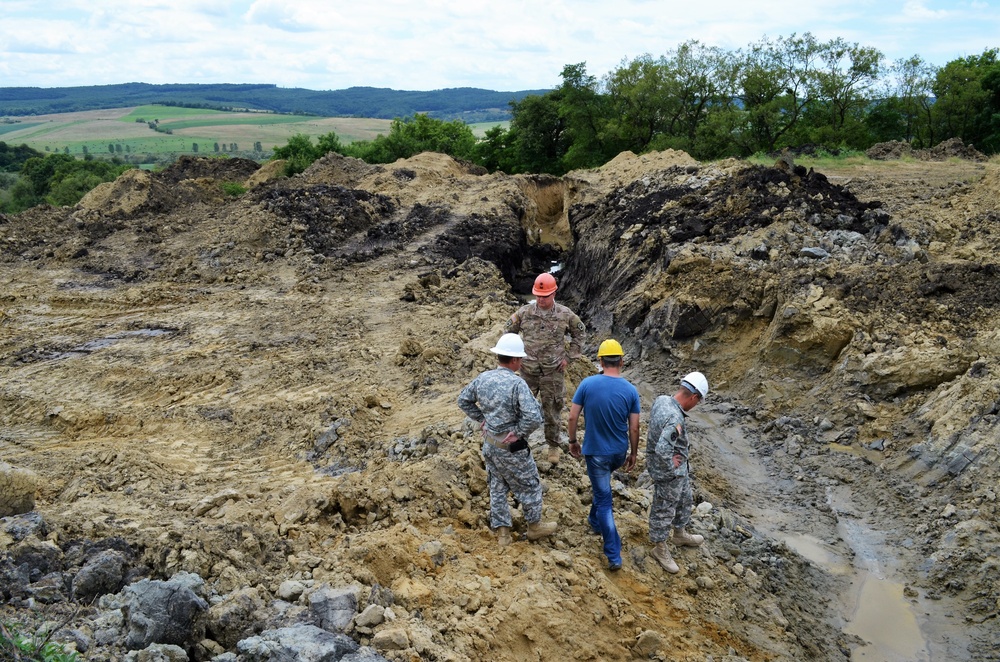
[{"x1": 1, "y1": 148, "x2": 998, "y2": 661}]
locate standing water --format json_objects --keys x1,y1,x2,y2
[{"x1": 688, "y1": 408, "x2": 968, "y2": 661}]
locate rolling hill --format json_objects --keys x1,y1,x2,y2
[{"x1": 0, "y1": 82, "x2": 551, "y2": 122}]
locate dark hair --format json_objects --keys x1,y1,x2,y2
[{"x1": 601, "y1": 356, "x2": 622, "y2": 367}]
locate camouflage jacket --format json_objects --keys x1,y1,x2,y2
[
  {"x1": 505, "y1": 301, "x2": 586, "y2": 372},
  {"x1": 646, "y1": 395, "x2": 689, "y2": 480},
  {"x1": 457, "y1": 367, "x2": 543, "y2": 440}
]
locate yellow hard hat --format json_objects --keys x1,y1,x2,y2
[{"x1": 597, "y1": 339, "x2": 624, "y2": 357}]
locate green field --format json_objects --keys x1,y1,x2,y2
[
  {"x1": 1, "y1": 106, "x2": 507, "y2": 163},
  {"x1": 0, "y1": 105, "x2": 395, "y2": 159}
]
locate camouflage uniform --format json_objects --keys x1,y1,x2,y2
[
  {"x1": 505, "y1": 301, "x2": 586, "y2": 448},
  {"x1": 457, "y1": 366, "x2": 545, "y2": 529},
  {"x1": 646, "y1": 395, "x2": 693, "y2": 543}
]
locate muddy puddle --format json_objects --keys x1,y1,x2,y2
[{"x1": 689, "y1": 407, "x2": 972, "y2": 661}]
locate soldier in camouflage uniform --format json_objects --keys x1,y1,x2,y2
[
  {"x1": 646, "y1": 372, "x2": 709, "y2": 574},
  {"x1": 505, "y1": 272, "x2": 586, "y2": 465},
  {"x1": 457, "y1": 333, "x2": 558, "y2": 547}
]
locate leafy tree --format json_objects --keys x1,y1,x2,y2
[
  {"x1": 316, "y1": 132, "x2": 344, "y2": 156},
  {"x1": 556, "y1": 63, "x2": 613, "y2": 170},
  {"x1": 6, "y1": 177, "x2": 40, "y2": 211},
  {"x1": 0, "y1": 141, "x2": 43, "y2": 172},
  {"x1": 725, "y1": 33, "x2": 824, "y2": 154},
  {"x1": 9, "y1": 153, "x2": 132, "y2": 211},
  {"x1": 868, "y1": 56, "x2": 938, "y2": 146},
  {"x1": 272, "y1": 133, "x2": 322, "y2": 175},
  {"x1": 346, "y1": 114, "x2": 477, "y2": 164},
  {"x1": 473, "y1": 125, "x2": 515, "y2": 172},
  {"x1": 932, "y1": 49, "x2": 1000, "y2": 151},
  {"x1": 48, "y1": 171, "x2": 106, "y2": 206},
  {"x1": 803, "y1": 38, "x2": 883, "y2": 148},
  {"x1": 981, "y1": 67, "x2": 1000, "y2": 152},
  {"x1": 604, "y1": 55, "x2": 674, "y2": 154},
  {"x1": 505, "y1": 93, "x2": 567, "y2": 174},
  {"x1": 603, "y1": 43, "x2": 736, "y2": 159}
]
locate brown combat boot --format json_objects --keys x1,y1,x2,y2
[
  {"x1": 651, "y1": 542, "x2": 679, "y2": 574},
  {"x1": 496, "y1": 526, "x2": 512, "y2": 547},
  {"x1": 526, "y1": 520, "x2": 557, "y2": 541},
  {"x1": 671, "y1": 527, "x2": 704, "y2": 547}
]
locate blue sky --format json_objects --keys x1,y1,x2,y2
[{"x1": 1, "y1": 0, "x2": 998, "y2": 92}]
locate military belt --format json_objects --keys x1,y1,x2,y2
[{"x1": 482, "y1": 430, "x2": 511, "y2": 449}]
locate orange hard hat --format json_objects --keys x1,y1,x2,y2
[{"x1": 532, "y1": 273, "x2": 558, "y2": 296}]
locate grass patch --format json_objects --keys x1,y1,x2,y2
[
  {"x1": 162, "y1": 115, "x2": 312, "y2": 130},
  {"x1": 220, "y1": 181, "x2": 247, "y2": 196},
  {"x1": 745, "y1": 148, "x2": 870, "y2": 168},
  {"x1": 119, "y1": 105, "x2": 233, "y2": 122},
  {"x1": 0, "y1": 121, "x2": 46, "y2": 136}
]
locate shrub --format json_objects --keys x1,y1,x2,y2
[
  {"x1": 220, "y1": 181, "x2": 247, "y2": 196},
  {"x1": 0, "y1": 621, "x2": 80, "y2": 661}
]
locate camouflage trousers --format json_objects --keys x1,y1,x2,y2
[
  {"x1": 649, "y1": 473, "x2": 693, "y2": 543},
  {"x1": 521, "y1": 366, "x2": 565, "y2": 447},
  {"x1": 482, "y1": 442, "x2": 543, "y2": 530}
]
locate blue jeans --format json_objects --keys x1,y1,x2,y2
[{"x1": 585, "y1": 453, "x2": 626, "y2": 565}]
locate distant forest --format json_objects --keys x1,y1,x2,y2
[{"x1": 0, "y1": 82, "x2": 551, "y2": 122}]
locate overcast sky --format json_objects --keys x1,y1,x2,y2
[{"x1": 1, "y1": 0, "x2": 998, "y2": 92}]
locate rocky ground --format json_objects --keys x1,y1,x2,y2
[{"x1": 0, "y1": 146, "x2": 997, "y2": 661}]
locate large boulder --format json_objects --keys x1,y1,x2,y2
[
  {"x1": 122, "y1": 572, "x2": 208, "y2": 651},
  {"x1": 236, "y1": 623, "x2": 369, "y2": 661}
]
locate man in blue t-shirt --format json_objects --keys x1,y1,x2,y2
[{"x1": 567, "y1": 339, "x2": 640, "y2": 571}]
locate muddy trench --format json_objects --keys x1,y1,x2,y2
[{"x1": 688, "y1": 407, "x2": 975, "y2": 661}]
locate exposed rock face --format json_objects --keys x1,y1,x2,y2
[{"x1": 0, "y1": 146, "x2": 998, "y2": 660}]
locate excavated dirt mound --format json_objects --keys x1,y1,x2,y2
[
  {"x1": 1, "y1": 149, "x2": 999, "y2": 661},
  {"x1": 867, "y1": 137, "x2": 988, "y2": 162}
]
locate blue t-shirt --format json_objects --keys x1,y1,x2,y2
[{"x1": 572, "y1": 374, "x2": 640, "y2": 456}]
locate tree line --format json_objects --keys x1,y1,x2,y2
[
  {"x1": 0, "y1": 143, "x2": 132, "y2": 212},
  {"x1": 491, "y1": 35, "x2": 1000, "y2": 173},
  {"x1": 273, "y1": 35, "x2": 1000, "y2": 177}
]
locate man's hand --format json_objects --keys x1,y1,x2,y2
[
  {"x1": 501, "y1": 431, "x2": 519, "y2": 445},
  {"x1": 568, "y1": 441, "x2": 582, "y2": 458},
  {"x1": 672, "y1": 453, "x2": 683, "y2": 469},
  {"x1": 623, "y1": 452, "x2": 637, "y2": 472}
]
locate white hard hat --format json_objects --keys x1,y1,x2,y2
[
  {"x1": 681, "y1": 371, "x2": 709, "y2": 398},
  {"x1": 491, "y1": 333, "x2": 527, "y2": 358}
]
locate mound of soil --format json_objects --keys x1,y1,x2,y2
[{"x1": 867, "y1": 137, "x2": 987, "y2": 162}]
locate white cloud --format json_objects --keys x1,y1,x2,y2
[
  {"x1": 1, "y1": 0, "x2": 997, "y2": 90},
  {"x1": 901, "y1": 0, "x2": 951, "y2": 20}
]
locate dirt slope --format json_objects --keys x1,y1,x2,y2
[{"x1": 1, "y1": 148, "x2": 998, "y2": 661}]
